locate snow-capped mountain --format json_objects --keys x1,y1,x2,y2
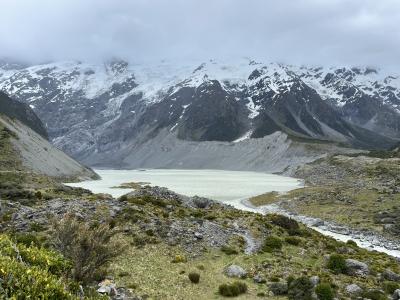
[{"x1": 0, "y1": 58, "x2": 399, "y2": 169}]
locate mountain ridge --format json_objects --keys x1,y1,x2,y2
[{"x1": 1, "y1": 58, "x2": 399, "y2": 168}]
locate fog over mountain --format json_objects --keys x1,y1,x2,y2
[{"x1": 1, "y1": 0, "x2": 400, "y2": 69}]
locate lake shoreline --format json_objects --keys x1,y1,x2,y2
[
  {"x1": 65, "y1": 168, "x2": 400, "y2": 258},
  {"x1": 239, "y1": 198, "x2": 400, "y2": 258}
]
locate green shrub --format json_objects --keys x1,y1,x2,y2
[
  {"x1": 0, "y1": 257, "x2": 74, "y2": 299},
  {"x1": 0, "y1": 234, "x2": 79, "y2": 299},
  {"x1": 287, "y1": 275, "x2": 295, "y2": 287},
  {"x1": 269, "y1": 282, "x2": 288, "y2": 295},
  {"x1": 118, "y1": 271, "x2": 130, "y2": 277},
  {"x1": 188, "y1": 272, "x2": 200, "y2": 284},
  {"x1": 119, "y1": 195, "x2": 128, "y2": 201},
  {"x1": 257, "y1": 292, "x2": 266, "y2": 297},
  {"x1": 171, "y1": 254, "x2": 187, "y2": 263},
  {"x1": 346, "y1": 240, "x2": 357, "y2": 247},
  {"x1": 288, "y1": 276, "x2": 313, "y2": 300},
  {"x1": 221, "y1": 245, "x2": 239, "y2": 255},
  {"x1": 35, "y1": 190, "x2": 42, "y2": 200},
  {"x1": 327, "y1": 254, "x2": 347, "y2": 274},
  {"x1": 285, "y1": 236, "x2": 301, "y2": 246},
  {"x1": 382, "y1": 281, "x2": 400, "y2": 294},
  {"x1": 262, "y1": 236, "x2": 283, "y2": 252},
  {"x1": 145, "y1": 229, "x2": 154, "y2": 236},
  {"x1": 315, "y1": 283, "x2": 334, "y2": 300},
  {"x1": 191, "y1": 210, "x2": 205, "y2": 218},
  {"x1": 50, "y1": 214, "x2": 122, "y2": 283},
  {"x1": 13, "y1": 233, "x2": 42, "y2": 247},
  {"x1": 131, "y1": 234, "x2": 148, "y2": 248},
  {"x1": 361, "y1": 289, "x2": 386, "y2": 300},
  {"x1": 270, "y1": 276, "x2": 280, "y2": 282},
  {"x1": 270, "y1": 215, "x2": 299, "y2": 231},
  {"x1": 0, "y1": 234, "x2": 70, "y2": 276},
  {"x1": 218, "y1": 281, "x2": 247, "y2": 297},
  {"x1": 30, "y1": 222, "x2": 46, "y2": 232}
]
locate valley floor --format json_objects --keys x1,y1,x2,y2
[{"x1": 249, "y1": 153, "x2": 400, "y2": 253}]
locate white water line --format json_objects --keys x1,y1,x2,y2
[{"x1": 235, "y1": 198, "x2": 400, "y2": 258}]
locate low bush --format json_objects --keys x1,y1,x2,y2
[
  {"x1": 171, "y1": 254, "x2": 187, "y2": 263},
  {"x1": 50, "y1": 214, "x2": 122, "y2": 284},
  {"x1": 0, "y1": 234, "x2": 78, "y2": 299},
  {"x1": 315, "y1": 283, "x2": 335, "y2": 300},
  {"x1": 0, "y1": 257, "x2": 74, "y2": 299},
  {"x1": 221, "y1": 245, "x2": 239, "y2": 255},
  {"x1": 262, "y1": 236, "x2": 283, "y2": 252},
  {"x1": 270, "y1": 215, "x2": 300, "y2": 231},
  {"x1": 269, "y1": 282, "x2": 288, "y2": 295},
  {"x1": 288, "y1": 276, "x2": 313, "y2": 300},
  {"x1": 285, "y1": 236, "x2": 301, "y2": 246},
  {"x1": 346, "y1": 240, "x2": 358, "y2": 247},
  {"x1": 382, "y1": 281, "x2": 400, "y2": 294},
  {"x1": 218, "y1": 281, "x2": 247, "y2": 297},
  {"x1": 0, "y1": 234, "x2": 69, "y2": 276},
  {"x1": 327, "y1": 254, "x2": 347, "y2": 274},
  {"x1": 361, "y1": 289, "x2": 386, "y2": 300},
  {"x1": 13, "y1": 232, "x2": 43, "y2": 247},
  {"x1": 188, "y1": 272, "x2": 200, "y2": 284},
  {"x1": 269, "y1": 276, "x2": 280, "y2": 282}
]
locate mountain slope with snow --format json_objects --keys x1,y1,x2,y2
[{"x1": 0, "y1": 58, "x2": 399, "y2": 170}]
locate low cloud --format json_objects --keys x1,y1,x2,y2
[{"x1": 0, "y1": 0, "x2": 399, "y2": 68}]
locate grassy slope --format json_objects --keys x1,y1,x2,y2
[
  {"x1": 110, "y1": 235, "x2": 399, "y2": 300},
  {"x1": 251, "y1": 154, "x2": 400, "y2": 241},
  {"x1": 104, "y1": 193, "x2": 400, "y2": 299}
]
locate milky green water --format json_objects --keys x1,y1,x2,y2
[{"x1": 66, "y1": 169, "x2": 302, "y2": 208}]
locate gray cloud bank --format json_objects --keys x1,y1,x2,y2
[{"x1": 0, "y1": 0, "x2": 399, "y2": 68}]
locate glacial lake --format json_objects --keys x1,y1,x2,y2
[
  {"x1": 66, "y1": 169, "x2": 302, "y2": 209},
  {"x1": 65, "y1": 169, "x2": 400, "y2": 257}
]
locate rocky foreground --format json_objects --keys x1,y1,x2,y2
[{"x1": 2, "y1": 173, "x2": 400, "y2": 299}]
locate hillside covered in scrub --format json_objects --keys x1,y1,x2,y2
[{"x1": 1, "y1": 167, "x2": 400, "y2": 299}]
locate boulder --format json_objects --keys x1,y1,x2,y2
[
  {"x1": 345, "y1": 259, "x2": 369, "y2": 277},
  {"x1": 345, "y1": 284, "x2": 362, "y2": 295},
  {"x1": 192, "y1": 196, "x2": 212, "y2": 209},
  {"x1": 383, "y1": 269, "x2": 400, "y2": 282},
  {"x1": 393, "y1": 289, "x2": 400, "y2": 300},
  {"x1": 224, "y1": 264, "x2": 247, "y2": 278},
  {"x1": 97, "y1": 279, "x2": 117, "y2": 296}
]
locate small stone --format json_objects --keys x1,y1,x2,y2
[
  {"x1": 253, "y1": 274, "x2": 266, "y2": 284},
  {"x1": 97, "y1": 279, "x2": 117, "y2": 296},
  {"x1": 309, "y1": 276, "x2": 319, "y2": 287},
  {"x1": 194, "y1": 232, "x2": 203, "y2": 239},
  {"x1": 224, "y1": 265, "x2": 247, "y2": 278},
  {"x1": 97, "y1": 285, "x2": 111, "y2": 294},
  {"x1": 345, "y1": 284, "x2": 362, "y2": 295}
]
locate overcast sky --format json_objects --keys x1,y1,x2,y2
[{"x1": 1, "y1": 0, "x2": 399, "y2": 68}]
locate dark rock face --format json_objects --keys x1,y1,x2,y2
[
  {"x1": 0, "y1": 92, "x2": 48, "y2": 138},
  {"x1": 0, "y1": 59, "x2": 399, "y2": 165},
  {"x1": 177, "y1": 80, "x2": 244, "y2": 142}
]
